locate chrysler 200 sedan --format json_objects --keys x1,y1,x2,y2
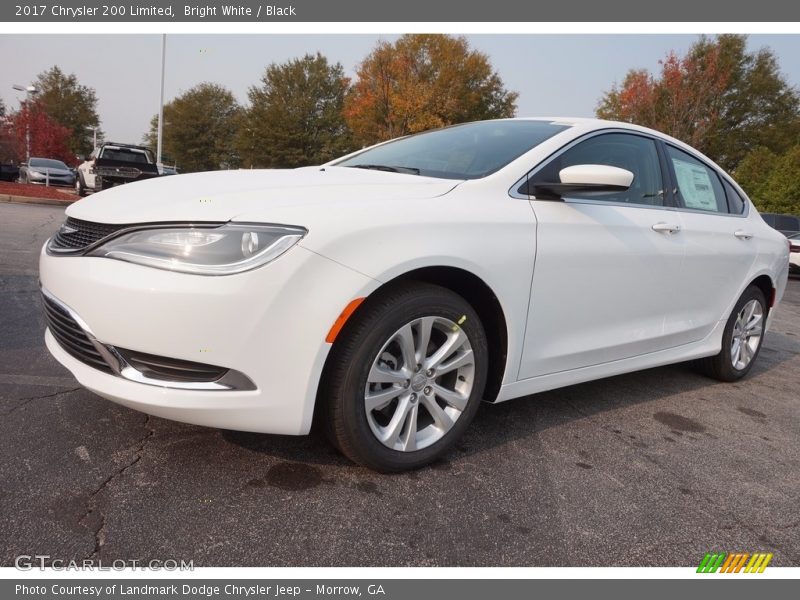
[
  {"x1": 40, "y1": 118, "x2": 790, "y2": 471},
  {"x1": 20, "y1": 157, "x2": 76, "y2": 187}
]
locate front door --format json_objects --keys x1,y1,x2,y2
[{"x1": 518, "y1": 132, "x2": 687, "y2": 379}]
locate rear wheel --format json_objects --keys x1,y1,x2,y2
[
  {"x1": 322, "y1": 282, "x2": 488, "y2": 472},
  {"x1": 695, "y1": 285, "x2": 767, "y2": 382},
  {"x1": 76, "y1": 174, "x2": 87, "y2": 197}
]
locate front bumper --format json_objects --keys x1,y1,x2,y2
[
  {"x1": 40, "y1": 242, "x2": 376, "y2": 434},
  {"x1": 28, "y1": 172, "x2": 75, "y2": 186}
]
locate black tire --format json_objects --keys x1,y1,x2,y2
[
  {"x1": 695, "y1": 285, "x2": 767, "y2": 382},
  {"x1": 76, "y1": 174, "x2": 87, "y2": 197},
  {"x1": 321, "y1": 282, "x2": 488, "y2": 472}
]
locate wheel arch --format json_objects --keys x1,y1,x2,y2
[
  {"x1": 748, "y1": 273, "x2": 776, "y2": 310},
  {"x1": 315, "y1": 265, "x2": 510, "y2": 433}
]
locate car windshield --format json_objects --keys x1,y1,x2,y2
[
  {"x1": 335, "y1": 120, "x2": 570, "y2": 180},
  {"x1": 30, "y1": 158, "x2": 68, "y2": 169}
]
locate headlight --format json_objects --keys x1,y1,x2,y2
[{"x1": 88, "y1": 223, "x2": 306, "y2": 275}]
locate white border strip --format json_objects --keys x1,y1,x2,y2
[{"x1": 1, "y1": 22, "x2": 800, "y2": 34}]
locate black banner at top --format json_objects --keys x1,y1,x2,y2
[{"x1": 1, "y1": 0, "x2": 799, "y2": 22}]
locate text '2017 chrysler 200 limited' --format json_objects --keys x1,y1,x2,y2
[{"x1": 40, "y1": 118, "x2": 790, "y2": 471}]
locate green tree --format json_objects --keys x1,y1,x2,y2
[
  {"x1": 692, "y1": 35, "x2": 800, "y2": 171},
  {"x1": 238, "y1": 53, "x2": 352, "y2": 168},
  {"x1": 34, "y1": 66, "x2": 101, "y2": 158},
  {"x1": 597, "y1": 35, "x2": 800, "y2": 172},
  {"x1": 346, "y1": 34, "x2": 518, "y2": 146},
  {"x1": 145, "y1": 83, "x2": 241, "y2": 172},
  {"x1": 735, "y1": 145, "x2": 800, "y2": 215},
  {"x1": 0, "y1": 98, "x2": 5, "y2": 119}
]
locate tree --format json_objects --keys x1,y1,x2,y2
[
  {"x1": 0, "y1": 98, "x2": 5, "y2": 119},
  {"x1": 34, "y1": 66, "x2": 101, "y2": 158},
  {"x1": 4, "y1": 101, "x2": 73, "y2": 164},
  {"x1": 345, "y1": 34, "x2": 518, "y2": 146},
  {"x1": 597, "y1": 35, "x2": 800, "y2": 172},
  {"x1": 238, "y1": 53, "x2": 352, "y2": 168},
  {"x1": 144, "y1": 83, "x2": 241, "y2": 172},
  {"x1": 735, "y1": 145, "x2": 800, "y2": 215}
]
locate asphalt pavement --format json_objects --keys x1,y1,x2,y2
[{"x1": 1, "y1": 202, "x2": 798, "y2": 567}]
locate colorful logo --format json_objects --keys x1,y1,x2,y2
[{"x1": 697, "y1": 552, "x2": 773, "y2": 573}]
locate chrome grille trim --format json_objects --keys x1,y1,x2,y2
[
  {"x1": 50, "y1": 217, "x2": 129, "y2": 253},
  {"x1": 42, "y1": 288, "x2": 115, "y2": 374},
  {"x1": 42, "y1": 288, "x2": 255, "y2": 391}
]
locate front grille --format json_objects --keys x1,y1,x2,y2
[
  {"x1": 42, "y1": 293, "x2": 113, "y2": 374},
  {"x1": 115, "y1": 348, "x2": 227, "y2": 382},
  {"x1": 50, "y1": 217, "x2": 129, "y2": 252}
]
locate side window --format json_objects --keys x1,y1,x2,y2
[
  {"x1": 526, "y1": 133, "x2": 664, "y2": 206},
  {"x1": 722, "y1": 179, "x2": 746, "y2": 215},
  {"x1": 666, "y1": 146, "x2": 727, "y2": 213}
]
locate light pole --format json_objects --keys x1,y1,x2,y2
[
  {"x1": 156, "y1": 33, "x2": 166, "y2": 167},
  {"x1": 12, "y1": 84, "x2": 38, "y2": 162},
  {"x1": 85, "y1": 125, "x2": 98, "y2": 152}
]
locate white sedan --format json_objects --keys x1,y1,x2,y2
[
  {"x1": 788, "y1": 233, "x2": 800, "y2": 276},
  {"x1": 40, "y1": 118, "x2": 790, "y2": 471}
]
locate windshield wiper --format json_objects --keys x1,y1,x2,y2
[{"x1": 349, "y1": 164, "x2": 420, "y2": 175}]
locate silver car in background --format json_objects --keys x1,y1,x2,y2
[{"x1": 18, "y1": 157, "x2": 76, "y2": 187}]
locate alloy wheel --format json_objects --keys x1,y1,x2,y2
[
  {"x1": 730, "y1": 298, "x2": 763, "y2": 370},
  {"x1": 364, "y1": 316, "x2": 475, "y2": 452}
]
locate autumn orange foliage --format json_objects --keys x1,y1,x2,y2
[{"x1": 345, "y1": 35, "x2": 518, "y2": 146}]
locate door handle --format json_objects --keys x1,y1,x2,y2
[
  {"x1": 652, "y1": 222, "x2": 681, "y2": 235},
  {"x1": 734, "y1": 230, "x2": 753, "y2": 240}
]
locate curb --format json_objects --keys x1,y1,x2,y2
[{"x1": 0, "y1": 194, "x2": 76, "y2": 207}]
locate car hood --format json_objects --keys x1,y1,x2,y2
[{"x1": 67, "y1": 166, "x2": 461, "y2": 224}]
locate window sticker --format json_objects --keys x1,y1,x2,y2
[{"x1": 672, "y1": 158, "x2": 717, "y2": 210}]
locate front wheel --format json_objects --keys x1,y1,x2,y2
[
  {"x1": 695, "y1": 285, "x2": 767, "y2": 382},
  {"x1": 321, "y1": 282, "x2": 488, "y2": 472}
]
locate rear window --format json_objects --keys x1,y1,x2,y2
[
  {"x1": 101, "y1": 147, "x2": 154, "y2": 164},
  {"x1": 722, "y1": 180, "x2": 746, "y2": 214}
]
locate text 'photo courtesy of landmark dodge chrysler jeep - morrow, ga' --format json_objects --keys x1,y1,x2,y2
[
  {"x1": 41, "y1": 118, "x2": 790, "y2": 472},
  {"x1": 75, "y1": 142, "x2": 160, "y2": 196}
]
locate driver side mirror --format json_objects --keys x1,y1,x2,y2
[{"x1": 529, "y1": 164, "x2": 634, "y2": 201}]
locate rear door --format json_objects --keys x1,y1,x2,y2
[
  {"x1": 518, "y1": 131, "x2": 688, "y2": 379},
  {"x1": 661, "y1": 144, "x2": 756, "y2": 341}
]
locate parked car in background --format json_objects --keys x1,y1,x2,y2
[
  {"x1": 0, "y1": 161, "x2": 19, "y2": 182},
  {"x1": 76, "y1": 142, "x2": 160, "y2": 196},
  {"x1": 788, "y1": 233, "x2": 800, "y2": 277},
  {"x1": 18, "y1": 158, "x2": 76, "y2": 187},
  {"x1": 40, "y1": 118, "x2": 790, "y2": 471},
  {"x1": 761, "y1": 212, "x2": 800, "y2": 237}
]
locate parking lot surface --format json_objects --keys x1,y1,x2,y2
[{"x1": 1, "y1": 202, "x2": 798, "y2": 567}]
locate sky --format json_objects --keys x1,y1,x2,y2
[{"x1": 1, "y1": 34, "x2": 800, "y2": 145}]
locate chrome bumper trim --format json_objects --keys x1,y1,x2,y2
[{"x1": 41, "y1": 287, "x2": 256, "y2": 392}]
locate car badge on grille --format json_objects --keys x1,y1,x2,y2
[{"x1": 59, "y1": 224, "x2": 78, "y2": 235}]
